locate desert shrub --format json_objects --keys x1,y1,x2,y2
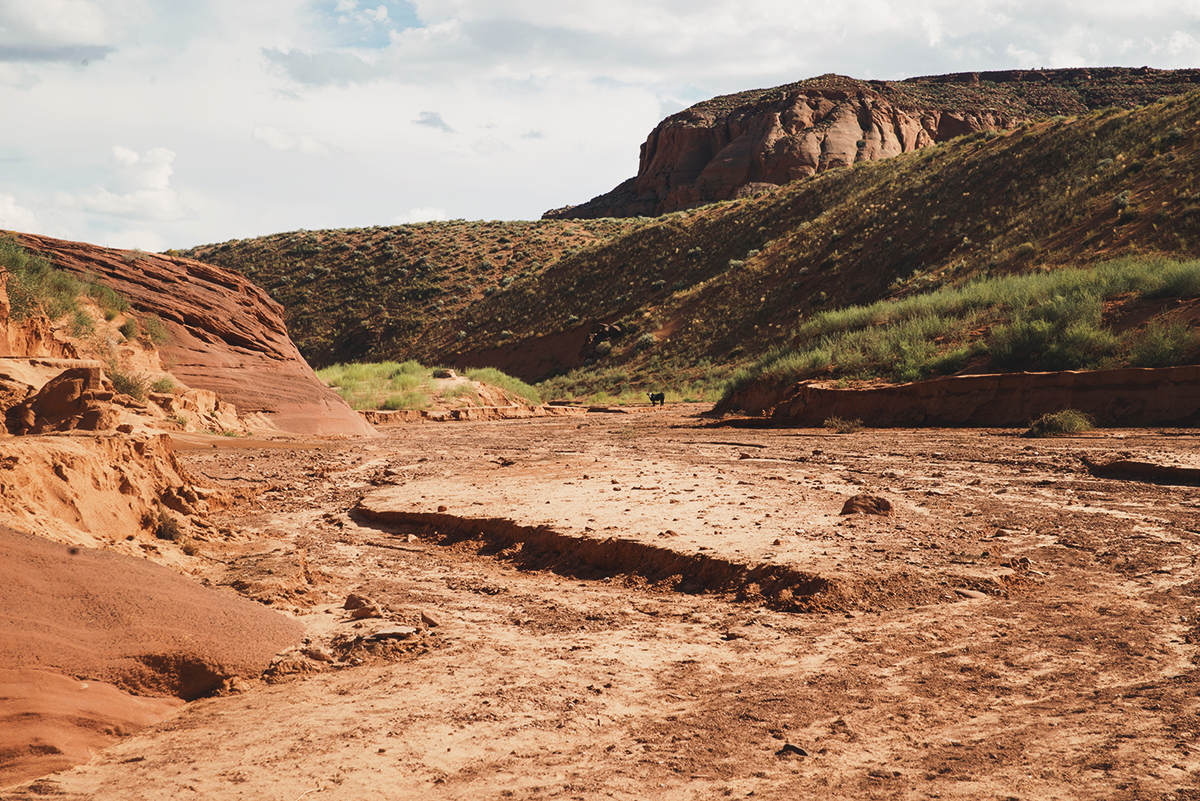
[
  {"x1": 86, "y1": 281, "x2": 129, "y2": 318},
  {"x1": 69, "y1": 310, "x2": 95, "y2": 338},
  {"x1": 594, "y1": 340, "x2": 614, "y2": 357},
  {"x1": 119, "y1": 318, "x2": 139, "y2": 340},
  {"x1": 107, "y1": 361, "x2": 151, "y2": 401},
  {"x1": 1024, "y1": 409, "x2": 1094, "y2": 437},
  {"x1": 823, "y1": 416, "x2": 863, "y2": 433},
  {"x1": 635, "y1": 333, "x2": 658, "y2": 350},
  {"x1": 151, "y1": 376, "x2": 176, "y2": 393},
  {"x1": 142, "y1": 315, "x2": 170, "y2": 346},
  {"x1": 154, "y1": 504, "x2": 183, "y2": 541},
  {"x1": 1128, "y1": 322, "x2": 1197, "y2": 367},
  {"x1": 1, "y1": 237, "x2": 82, "y2": 322}
]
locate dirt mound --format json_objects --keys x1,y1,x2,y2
[
  {"x1": 0, "y1": 526, "x2": 302, "y2": 785},
  {"x1": 0, "y1": 432, "x2": 225, "y2": 562},
  {"x1": 0, "y1": 669, "x2": 182, "y2": 788},
  {"x1": 14, "y1": 233, "x2": 374, "y2": 437},
  {"x1": 720, "y1": 365, "x2": 1200, "y2": 428}
]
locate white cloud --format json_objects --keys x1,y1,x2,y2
[
  {"x1": 56, "y1": 146, "x2": 185, "y2": 221},
  {"x1": 0, "y1": 63, "x2": 37, "y2": 88},
  {"x1": 253, "y1": 126, "x2": 333, "y2": 156},
  {"x1": 0, "y1": 193, "x2": 40, "y2": 232},
  {"x1": 394, "y1": 207, "x2": 447, "y2": 223},
  {"x1": 0, "y1": 0, "x2": 115, "y2": 62},
  {"x1": 471, "y1": 136, "x2": 511, "y2": 156}
]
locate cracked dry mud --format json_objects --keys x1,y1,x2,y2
[{"x1": 8, "y1": 406, "x2": 1200, "y2": 801}]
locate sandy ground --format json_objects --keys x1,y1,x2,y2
[{"x1": 5, "y1": 404, "x2": 1200, "y2": 800}]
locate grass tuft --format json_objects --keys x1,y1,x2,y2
[{"x1": 1023, "y1": 409, "x2": 1095, "y2": 438}]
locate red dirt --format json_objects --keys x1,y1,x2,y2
[{"x1": 5, "y1": 407, "x2": 1200, "y2": 799}]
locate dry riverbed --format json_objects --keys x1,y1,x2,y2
[{"x1": 6, "y1": 405, "x2": 1200, "y2": 801}]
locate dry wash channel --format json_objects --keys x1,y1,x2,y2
[{"x1": 8, "y1": 408, "x2": 1200, "y2": 800}]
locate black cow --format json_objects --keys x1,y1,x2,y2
[{"x1": 647, "y1": 392, "x2": 665, "y2": 407}]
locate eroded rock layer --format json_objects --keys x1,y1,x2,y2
[
  {"x1": 546, "y1": 68, "x2": 1200, "y2": 219},
  {"x1": 722, "y1": 366, "x2": 1200, "y2": 428},
  {"x1": 14, "y1": 233, "x2": 374, "y2": 436}
]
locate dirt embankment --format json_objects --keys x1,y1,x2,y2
[
  {"x1": 0, "y1": 255, "x2": 314, "y2": 786},
  {"x1": 720, "y1": 365, "x2": 1200, "y2": 427}
]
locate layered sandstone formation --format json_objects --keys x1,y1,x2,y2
[
  {"x1": 720, "y1": 366, "x2": 1200, "y2": 428},
  {"x1": 546, "y1": 68, "x2": 1200, "y2": 219},
  {"x1": 15, "y1": 233, "x2": 375, "y2": 436}
]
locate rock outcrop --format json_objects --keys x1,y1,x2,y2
[
  {"x1": 14, "y1": 233, "x2": 375, "y2": 436},
  {"x1": 721, "y1": 365, "x2": 1200, "y2": 428},
  {"x1": 5, "y1": 366, "x2": 115, "y2": 435},
  {"x1": 546, "y1": 68, "x2": 1200, "y2": 219}
]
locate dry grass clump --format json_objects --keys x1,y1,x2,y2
[
  {"x1": 823, "y1": 416, "x2": 863, "y2": 433},
  {"x1": 1023, "y1": 409, "x2": 1095, "y2": 438}
]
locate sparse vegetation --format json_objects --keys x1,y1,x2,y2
[
  {"x1": 106, "y1": 360, "x2": 151, "y2": 401},
  {"x1": 722, "y1": 257, "x2": 1200, "y2": 404},
  {"x1": 1, "y1": 236, "x2": 84, "y2": 322},
  {"x1": 141, "y1": 315, "x2": 170, "y2": 346},
  {"x1": 823, "y1": 416, "x2": 863, "y2": 433},
  {"x1": 462, "y1": 367, "x2": 542, "y2": 405},
  {"x1": 1023, "y1": 409, "x2": 1095, "y2": 437},
  {"x1": 154, "y1": 504, "x2": 183, "y2": 541}
]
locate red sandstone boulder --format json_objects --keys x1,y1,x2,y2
[{"x1": 5, "y1": 366, "x2": 115, "y2": 435}]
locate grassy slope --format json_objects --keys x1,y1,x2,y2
[
  {"x1": 435, "y1": 91, "x2": 1200, "y2": 386},
  {"x1": 181, "y1": 89, "x2": 1200, "y2": 400},
  {"x1": 178, "y1": 218, "x2": 644, "y2": 368}
]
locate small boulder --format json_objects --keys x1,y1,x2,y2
[
  {"x1": 6, "y1": 367, "x2": 116, "y2": 435},
  {"x1": 839, "y1": 494, "x2": 894, "y2": 516}
]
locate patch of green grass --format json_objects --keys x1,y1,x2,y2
[
  {"x1": 462, "y1": 367, "x2": 542, "y2": 405},
  {"x1": 106, "y1": 360, "x2": 150, "y2": 401},
  {"x1": 382, "y1": 391, "x2": 431, "y2": 411},
  {"x1": 318, "y1": 360, "x2": 436, "y2": 410},
  {"x1": 1, "y1": 236, "x2": 83, "y2": 322},
  {"x1": 722, "y1": 257, "x2": 1200, "y2": 405},
  {"x1": 1023, "y1": 409, "x2": 1095, "y2": 437}
]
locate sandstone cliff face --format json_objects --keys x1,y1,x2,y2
[
  {"x1": 15, "y1": 234, "x2": 375, "y2": 436},
  {"x1": 547, "y1": 68, "x2": 1200, "y2": 219}
]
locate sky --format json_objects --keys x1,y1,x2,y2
[{"x1": 0, "y1": 0, "x2": 1197, "y2": 250}]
